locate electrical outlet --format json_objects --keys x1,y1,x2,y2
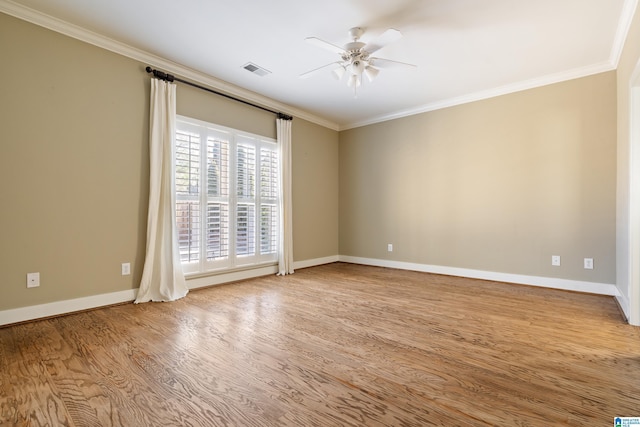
[
  {"x1": 26, "y1": 272, "x2": 40, "y2": 288},
  {"x1": 387, "y1": 243, "x2": 393, "y2": 252},
  {"x1": 551, "y1": 255, "x2": 561, "y2": 266},
  {"x1": 121, "y1": 263, "x2": 131, "y2": 276},
  {"x1": 584, "y1": 258, "x2": 594, "y2": 270}
]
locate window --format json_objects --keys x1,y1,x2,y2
[{"x1": 175, "y1": 116, "x2": 279, "y2": 274}]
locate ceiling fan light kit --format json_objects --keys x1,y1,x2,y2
[
  {"x1": 364, "y1": 65, "x2": 379, "y2": 82},
  {"x1": 300, "y1": 27, "x2": 417, "y2": 96},
  {"x1": 332, "y1": 66, "x2": 346, "y2": 80},
  {"x1": 347, "y1": 73, "x2": 361, "y2": 88}
]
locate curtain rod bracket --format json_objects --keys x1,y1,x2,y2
[
  {"x1": 145, "y1": 66, "x2": 174, "y2": 82},
  {"x1": 278, "y1": 112, "x2": 293, "y2": 121}
]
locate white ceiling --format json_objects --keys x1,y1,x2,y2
[{"x1": 1, "y1": 0, "x2": 635, "y2": 129}]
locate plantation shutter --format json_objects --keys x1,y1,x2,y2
[
  {"x1": 175, "y1": 129, "x2": 201, "y2": 267},
  {"x1": 175, "y1": 117, "x2": 278, "y2": 274},
  {"x1": 205, "y1": 136, "x2": 230, "y2": 261},
  {"x1": 260, "y1": 146, "x2": 278, "y2": 255},
  {"x1": 236, "y1": 142, "x2": 256, "y2": 257}
]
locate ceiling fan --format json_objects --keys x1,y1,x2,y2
[{"x1": 300, "y1": 27, "x2": 416, "y2": 94}]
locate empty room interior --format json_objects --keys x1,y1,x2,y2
[{"x1": 1, "y1": 0, "x2": 640, "y2": 425}]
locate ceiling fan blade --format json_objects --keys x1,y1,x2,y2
[
  {"x1": 299, "y1": 61, "x2": 343, "y2": 79},
  {"x1": 305, "y1": 37, "x2": 346, "y2": 55},
  {"x1": 363, "y1": 28, "x2": 402, "y2": 54},
  {"x1": 369, "y1": 57, "x2": 417, "y2": 69}
]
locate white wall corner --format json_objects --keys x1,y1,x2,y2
[{"x1": 616, "y1": 292, "x2": 631, "y2": 322}]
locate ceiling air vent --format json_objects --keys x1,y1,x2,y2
[{"x1": 243, "y1": 62, "x2": 271, "y2": 77}]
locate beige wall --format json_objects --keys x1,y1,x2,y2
[
  {"x1": 616, "y1": 3, "x2": 640, "y2": 323},
  {"x1": 0, "y1": 13, "x2": 150, "y2": 310},
  {"x1": 291, "y1": 119, "x2": 339, "y2": 261},
  {"x1": 340, "y1": 72, "x2": 617, "y2": 284},
  {"x1": 0, "y1": 12, "x2": 339, "y2": 311},
  {"x1": 176, "y1": 83, "x2": 277, "y2": 139}
]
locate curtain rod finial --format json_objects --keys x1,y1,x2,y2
[{"x1": 146, "y1": 67, "x2": 175, "y2": 82}]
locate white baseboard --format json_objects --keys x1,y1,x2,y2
[
  {"x1": 339, "y1": 255, "x2": 620, "y2": 296},
  {"x1": 0, "y1": 289, "x2": 138, "y2": 327},
  {"x1": 0, "y1": 255, "x2": 620, "y2": 326},
  {"x1": 293, "y1": 255, "x2": 340, "y2": 270},
  {"x1": 0, "y1": 258, "x2": 336, "y2": 326},
  {"x1": 185, "y1": 265, "x2": 279, "y2": 290},
  {"x1": 616, "y1": 293, "x2": 631, "y2": 321},
  {"x1": 0, "y1": 266, "x2": 281, "y2": 326},
  {"x1": 187, "y1": 257, "x2": 339, "y2": 289}
]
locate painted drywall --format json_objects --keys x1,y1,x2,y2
[
  {"x1": 0, "y1": 12, "x2": 340, "y2": 311},
  {"x1": 0, "y1": 12, "x2": 149, "y2": 310},
  {"x1": 176, "y1": 83, "x2": 277, "y2": 139},
  {"x1": 340, "y1": 71, "x2": 617, "y2": 284},
  {"x1": 291, "y1": 119, "x2": 339, "y2": 261},
  {"x1": 616, "y1": 2, "x2": 640, "y2": 324}
]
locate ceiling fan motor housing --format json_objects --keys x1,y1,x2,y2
[
  {"x1": 348, "y1": 27, "x2": 364, "y2": 41},
  {"x1": 342, "y1": 44, "x2": 369, "y2": 71},
  {"x1": 344, "y1": 41, "x2": 365, "y2": 52}
]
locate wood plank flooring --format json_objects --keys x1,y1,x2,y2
[{"x1": 0, "y1": 262, "x2": 639, "y2": 426}]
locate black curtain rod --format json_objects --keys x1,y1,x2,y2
[{"x1": 145, "y1": 66, "x2": 293, "y2": 121}]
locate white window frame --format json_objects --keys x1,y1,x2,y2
[{"x1": 175, "y1": 116, "x2": 279, "y2": 275}]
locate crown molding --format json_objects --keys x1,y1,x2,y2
[
  {"x1": 2, "y1": 0, "x2": 633, "y2": 133},
  {"x1": 0, "y1": 0, "x2": 340, "y2": 131},
  {"x1": 341, "y1": 0, "x2": 638, "y2": 130},
  {"x1": 340, "y1": 60, "x2": 616, "y2": 130},
  {"x1": 611, "y1": 0, "x2": 639, "y2": 67}
]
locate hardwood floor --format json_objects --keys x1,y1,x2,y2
[{"x1": 1, "y1": 262, "x2": 639, "y2": 426}]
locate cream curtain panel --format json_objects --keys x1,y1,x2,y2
[
  {"x1": 135, "y1": 78, "x2": 189, "y2": 303},
  {"x1": 277, "y1": 117, "x2": 294, "y2": 275}
]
